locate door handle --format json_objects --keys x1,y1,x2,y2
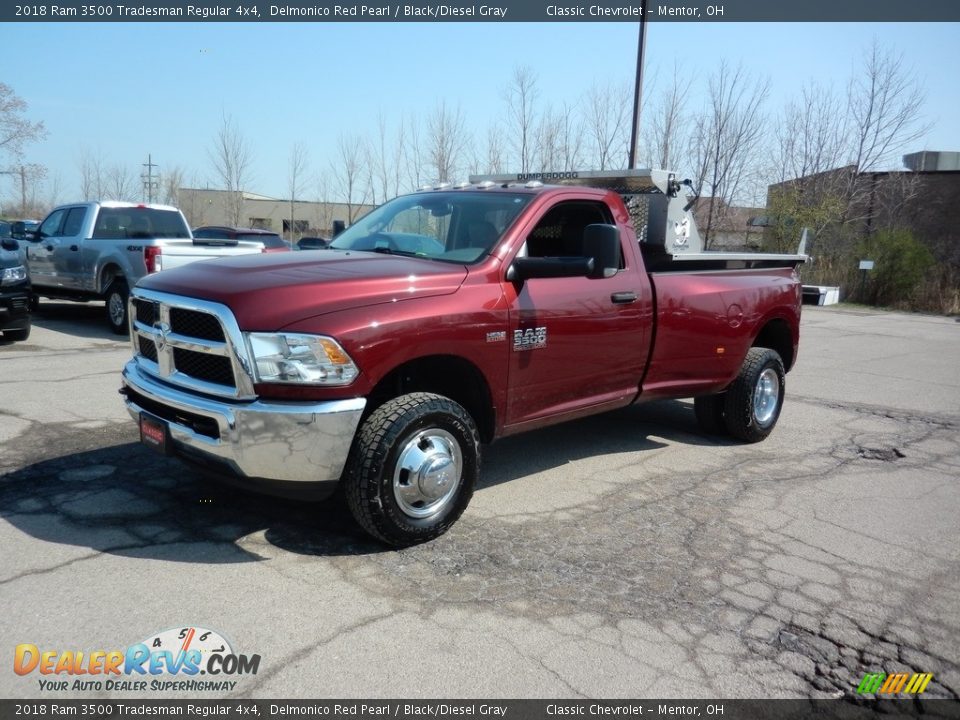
[
  {"x1": 70, "y1": 245, "x2": 79, "y2": 251},
  {"x1": 45, "y1": 245, "x2": 54, "y2": 251},
  {"x1": 611, "y1": 291, "x2": 638, "y2": 304}
]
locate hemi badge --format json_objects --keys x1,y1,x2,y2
[{"x1": 486, "y1": 331, "x2": 506, "y2": 343}]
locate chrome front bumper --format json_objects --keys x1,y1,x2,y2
[{"x1": 122, "y1": 360, "x2": 365, "y2": 486}]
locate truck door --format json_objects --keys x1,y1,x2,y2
[
  {"x1": 29, "y1": 208, "x2": 68, "y2": 288},
  {"x1": 504, "y1": 199, "x2": 652, "y2": 427},
  {"x1": 53, "y1": 206, "x2": 88, "y2": 290},
  {"x1": 29, "y1": 206, "x2": 87, "y2": 292}
]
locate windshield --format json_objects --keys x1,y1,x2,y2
[{"x1": 329, "y1": 191, "x2": 531, "y2": 263}]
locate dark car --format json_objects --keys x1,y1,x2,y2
[
  {"x1": 0, "y1": 237, "x2": 31, "y2": 342},
  {"x1": 296, "y1": 236, "x2": 331, "y2": 250},
  {"x1": 192, "y1": 226, "x2": 291, "y2": 253}
]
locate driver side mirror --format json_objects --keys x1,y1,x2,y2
[
  {"x1": 583, "y1": 224, "x2": 621, "y2": 279},
  {"x1": 11, "y1": 222, "x2": 37, "y2": 242}
]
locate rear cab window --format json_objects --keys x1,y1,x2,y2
[{"x1": 93, "y1": 208, "x2": 190, "y2": 239}]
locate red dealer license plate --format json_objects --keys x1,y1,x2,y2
[{"x1": 139, "y1": 412, "x2": 171, "y2": 455}]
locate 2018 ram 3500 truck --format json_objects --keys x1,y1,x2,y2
[{"x1": 120, "y1": 170, "x2": 805, "y2": 546}]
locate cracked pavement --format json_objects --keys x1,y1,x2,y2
[{"x1": 1, "y1": 301, "x2": 958, "y2": 699}]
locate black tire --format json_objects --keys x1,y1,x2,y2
[
  {"x1": 343, "y1": 392, "x2": 480, "y2": 547},
  {"x1": 28, "y1": 294, "x2": 39, "y2": 312},
  {"x1": 3, "y1": 324, "x2": 30, "y2": 342},
  {"x1": 105, "y1": 279, "x2": 129, "y2": 335},
  {"x1": 694, "y1": 394, "x2": 727, "y2": 435},
  {"x1": 723, "y1": 347, "x2": 786, "y2": 443}
]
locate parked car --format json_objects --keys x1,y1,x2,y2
[
  {"x1": 0, "y1": 236, "x2": 31, "y2": 342},
  {"x1": 23, "y1": 202, "x2": 265, "y2": 334},
  {"x1": 192, "y1": 226, "x2": 291, "y2": 253},
  {"x1": 296, "y1": 236, "x2": 331, "y2": 250}
]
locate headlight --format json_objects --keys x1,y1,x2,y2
[
  {"x1": 245, "y1": 333, "x2": 359, "y2": 385},
  {"x1": 1, "y1": 265, "x2": 27, "y2": 286}
]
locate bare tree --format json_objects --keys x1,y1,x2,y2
[
  {"x1": 78, "y1": 148, "x2": 106, "y2": 200},
  {"x1": 332, "y1": 133, "x2": 368, "y2": 223},
  {"x1": 689, "y1": 62, "x2": 769, "y2": 248},
  {"x1": 45, "y1": 169, "x2": 63, "y2": 211},
  {"x1": 404, "y1": 115, "x2": 427, "y2": 192},
  {"x1": 762, "y1": 83, "x2": 849, "y2": 252},
  {"x1": 426, "y1": 101, "x2": 469, "y2": 184},
  {"x1": 847, "y1": 41, "x2": 928, "y2": 173},
  {"x1": 483, "y1": 125, "x2": 507, "y2": 175},
  {"x1": 644, "y1": 63, "x2": 692, "y2": 170},
  {"x1": 106, "y1": 164, "x2": 136, "y2": 201},
  {"x1": 833, "y1": 41, "x2": 932, "y2": 233},
  {"x1": 287, "y1": 142, "x2": 309, "y2": 240},
  {"x1": 585, "y1": 81, "x2": 632, "y2": 170},
  {"x1": 503, "y1": 65, "x2": 539, "y2": 173},
  {"x1": 162, "y1": 165, "x2": 186, "y2": 207},
  {"x1": 771, "y1": 83, "x2": 847, "y2": 186},
  {"x1": 534, "y1": 102, "x2": 583, "y2": 172},
  {"x1": 390, "y1": 115, "x2": 407, "y2": 199},
  {"x1": 0, "y1": 82, "x2": 46, "y2": 161},
  {"x1": 313, "y1": 169, "x2": 335, "y2": 235},
  {"x1": 209, "y1": 114, "x2": 253, "y2": 226},
  {"x1": 367, "y1": 112, "x2": 395, "y2": 206},
  {"x1": 558, "y1": 103, "x2": 585, "y2": 172},
  {"x1": 1, "y1": 163, "x2": 47, "y2": 216}
]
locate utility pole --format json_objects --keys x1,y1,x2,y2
[
  {"x1": 627, "y1": 20, "x2": 649, "y2": 170},
  {"x1": 141, "y1": 154, "x2": 160, "y2": 203}
]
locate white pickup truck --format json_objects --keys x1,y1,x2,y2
[{"x1": 23, "y1": 201, "x2": 265, "y2": 333}]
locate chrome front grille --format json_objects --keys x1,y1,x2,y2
[
  {"x1": 170, "y1": 307, "x2": 225, "y2": 341},
  {"x1": 172, "y1": 348, "x2": 235, "y2": 385},
  {"x1": 130, "y1": 290, "x2": 255, "y2": 399}
]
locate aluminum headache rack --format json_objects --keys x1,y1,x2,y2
[{"x1": 468, "y1": 169, "x2": 807, "y2": 271}]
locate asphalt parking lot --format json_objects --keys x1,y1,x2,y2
[{"x1": 1, "y1": 301, "x2": 958, "y2": 700}]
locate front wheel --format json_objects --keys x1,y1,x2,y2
[
  {"x1": 723, "y1": 347, "x2": 786, "y2": 443},
  {"x1": 343, "y1": 393, "x2": 480, "y2": 547},
  {"x1": 105, "y1": 279, "x2": 129, "y2": 335}
]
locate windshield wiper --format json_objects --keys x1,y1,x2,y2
[{"x1": 370, "y1": 247, "x2": 419, "y2": 257}]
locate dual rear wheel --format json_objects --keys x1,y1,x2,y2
[{"x1": 694, "y1": 347, "x2": 786, "y2": 443}]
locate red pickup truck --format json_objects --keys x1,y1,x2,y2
[{"x1": 120, "y1": 170, "x2": 804, "y2": 546}]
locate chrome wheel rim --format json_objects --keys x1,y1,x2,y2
[
  {"x1": 753, "y1": 368, "x2": 780, "y2": 427},
  {"x1": 108, "y1": 292, "x2": 125, "y2": 326},
  {"x1": 393, "y1": 429, "x2": 462, "y2": 520}
]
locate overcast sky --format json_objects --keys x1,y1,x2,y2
[{"x1": 2, "y1": 20, "x2": 958, "y2": 205}]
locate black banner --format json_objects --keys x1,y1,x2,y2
[
  {"x1": 4, "y1": 0, "x2": 960, "y2": 22},
  {"x1": 1, "y1": 700, "x2": 960, "y2": 720}
]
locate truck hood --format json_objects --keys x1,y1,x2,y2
[{"x1": 137, "y1": 250, "x2": 468, "y2": 330}]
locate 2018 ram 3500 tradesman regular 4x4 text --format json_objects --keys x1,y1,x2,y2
[{"x1": 120, "y1": 170, "x2": 805, "y2": 546}]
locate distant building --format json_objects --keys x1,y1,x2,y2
[
  {"x1": 765, "y1": 151, "x2": 960, "y2": 253},
  {"x1": 174, "y1": 188, "x2": 373, "y2": 239},
  {"x1": 690, "y1": 198, "x2": 767, "y2": 251}
]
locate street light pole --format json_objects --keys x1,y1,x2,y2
[{"x1": 627, "y1": 20, "x2": 648, "y2": 170}]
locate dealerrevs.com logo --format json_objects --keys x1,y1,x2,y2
[{"x1": 14, "y1": 626, "x2": 261, "y2": 692}]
